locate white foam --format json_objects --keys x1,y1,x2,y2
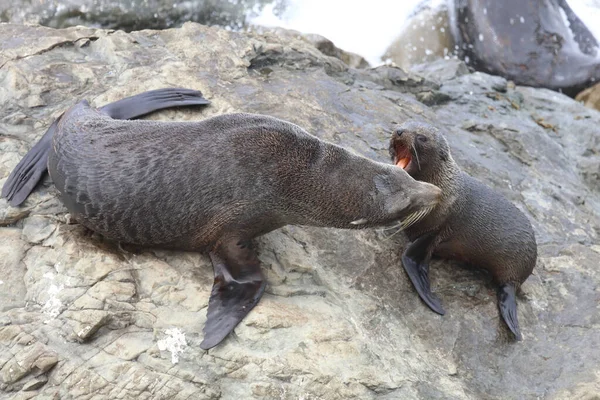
[
  {"x1": 250, "y1": 0, "x2": 600, "y2": 66},
  {"x1": 566, "y1": 0, "x2": 600, "y2": 43},
  {"x1": 250, "y1": 0, "x2": 426, "y2": 66}
]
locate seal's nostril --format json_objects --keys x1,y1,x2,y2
[{"x1": 396, "y1": 128, "x2": 405, "y2": 137}]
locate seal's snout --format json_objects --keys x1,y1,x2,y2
[
  {"x1": 394, "y1": 181, "x2": 440, "y2": 230},
  {"x1": 395, "y1": 128, "x2": 405, "y2": 137}
]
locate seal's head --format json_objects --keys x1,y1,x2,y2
[{"x1": 388, "y1": 121, "x2": 451, "y2": 181}]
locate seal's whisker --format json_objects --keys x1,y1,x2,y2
[
  {"x1": 382, "y1": 222, "x2": 403, "y2": 232},
  {"x1": 382, "y1": 225, "x2": 405, "y2": 241},
  {"x1": 412, "y1": 142, "x2": 422, "y2": 171},
  {"x1": 381, "y1": 205, "x2": 433, "y2": 241}
]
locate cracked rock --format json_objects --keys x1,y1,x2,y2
[{"x1": 0, "y1": 22, "x2": 599, "y2": 399}]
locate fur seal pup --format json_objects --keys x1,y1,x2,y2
[
  {"x1": 388, "y1": 121, "x2": 537, "y2": 340},
  {"x1": 4, "y1": 91, "x2": 442, "y2": 349},
  {"x1": 1, "y1": 88, "x2": 211, "y2": 207}
]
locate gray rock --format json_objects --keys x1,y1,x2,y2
[
  {"x1": 249, "y1": 26, "x2": 371, "y2": 69},
  {"x1": 0, "y1": 22, "x2": 599, "y2": 399},
  {"x1": 1, "y1": 0, "x2": 284, "y2": 32},
  {"x1": 450, "y1": 0, "x2": 600, "y2": 95}
]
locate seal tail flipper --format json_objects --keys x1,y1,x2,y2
[
  {"x1": 497, "y1": 283, "x2": 523, "y2": 341},
  {"x1": 401, "y1": 232, "x2": 446, "y2": 315},
  {"x1": 200, "y1": 239, "x2": 266, "y2": 350},
  {"x1": 1, "y1": 118, "x2": 60, "y2": 207},
  {"x1": 1, "y1": 88, "x2": 210, "y2": 207},
  {"x1": 99, "y1": 88, "x2": 210, "y2": 119}
]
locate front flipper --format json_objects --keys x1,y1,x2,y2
[
  {"x1": 401, "y1": 232, "x2": 446, "y2": 315},
  {"x1": 497, "y1": 283, "x2": 522, "y2": 341},
  {"x1": 200, "y1": 239, "x2": 266, "y2": 350}
]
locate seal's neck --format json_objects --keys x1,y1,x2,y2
[{"x1": 413, "y1": 154, "x2": 461, "y2": 192}]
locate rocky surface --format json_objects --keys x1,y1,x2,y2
[
  {"x1": 0, "y1": 0, "x2": 283, "y2": 31},
  {"x1": 0, "y1": 22, "x2": 599, "y2": 399}
]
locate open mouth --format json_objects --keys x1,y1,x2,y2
[{"x1": 394, "y1": 143, "x2": 412, "y2": 170}]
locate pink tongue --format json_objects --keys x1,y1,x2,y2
[{"x1": 396, "y1": 157, "x2": 410, "y2": 169}]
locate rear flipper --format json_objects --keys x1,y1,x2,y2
[
  {"x1": 200, "y1": 239, "x2": 266, "y2": 350},
  {"x1": 1, "y1": 88, "x2": 210, "y2": 207},
  {"x1": 401, "y1": 232, "x2": 446, "y2": 315},
  {"x1": 497, "y1": 283, "x2": 523, "y2": 341},
  {"x1": 1, "y1": 118, "x2": 59, "y2": 207},
  {"x1": 99, "y1": 88, "x2": 210, "y2": 119}
]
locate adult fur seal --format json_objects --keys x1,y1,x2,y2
[
  {"x1": 2, "y1": 90, "x2": 442, "y2": 349},
  {"x1": 389, "y1": 121, "x2": 537, "y2": 340}
]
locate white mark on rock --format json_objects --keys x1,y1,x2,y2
[
  {"x1": 157, "y1": 328, "x2": 187, "y2": 364},
  {"x1": 78, "y1": 325, "x2": 92, "y2": 338},
  {"x1": 0, "y1": 280, "x2": 4, "y2": 285},
  {"x1": 43, "y1": 272, "x2": 55, "y2": 280},
  {"x1": 42, "y1": 284, "x2": 64, "y2": 321},
  {"x1": 520, "y1": 16, "x2": 525, "y2": 23},
  {"x1": 479, "y1": 34, "x2": 484, "y2": 41}
]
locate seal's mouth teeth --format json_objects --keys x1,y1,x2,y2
[{"x1": 394, "y1": 144, "x2": 412, "y2": 170}]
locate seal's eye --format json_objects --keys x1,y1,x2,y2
[
  {"x1": 396, "y1": 128, "x2": 405, "y2": 137},
  {"x1": 417, "y1": 134, "x2": 428, "y2": 143}
]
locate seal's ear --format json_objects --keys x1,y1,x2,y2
[
  {"x1": 436, "y1": 131, "x2": 451, "y2": 162},
  {"x1": 373, "y1": 174, "x2": 392, "y2": 195},
  {"x1": 439, "y1": 148, "x2": 448, "y2": 162}
]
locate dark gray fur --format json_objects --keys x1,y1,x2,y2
[
  {"x1": 49, "y1": 102, "x2": 441, "y2": 250},
  {"x1": 389, "y1": 120, "x2": 537, "y2": 339}
]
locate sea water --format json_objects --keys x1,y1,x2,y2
[{"x1": 250, "y1": 0, "x2": 600, "y2": 66}]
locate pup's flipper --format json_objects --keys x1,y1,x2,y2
[
  {"x1": 401, "y1": 232, "x2": 446, "y2": 315},
  {"x1": 497, "y1": 283, "x2": 523, "y2": 341}
]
